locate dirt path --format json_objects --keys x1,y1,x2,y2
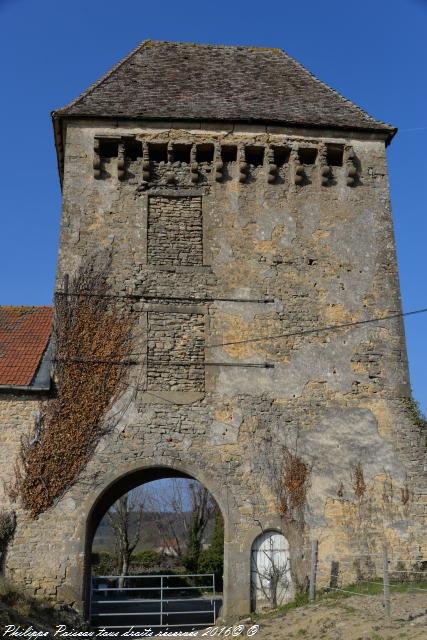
[{"x1": 255, "y1": 592, "x2": 427, "y2": 639}]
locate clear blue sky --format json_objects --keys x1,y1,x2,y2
[{"x1": 1, "y1": 0, "x2": 426, "y2": 411}]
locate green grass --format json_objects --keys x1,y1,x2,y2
[
  {"x1": 250, "y1": 579, "x2": 427, "y2": 621},
  {"x1": 319, "y1": 579, "x2": 427, "y2": 601}
]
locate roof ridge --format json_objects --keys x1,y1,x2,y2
[
  {"x1": 53, "y1": 39, "x2": 153, "y2": 116},
  {"x1": 280, "y1": 49, "x2": 394, "y2": 130}
]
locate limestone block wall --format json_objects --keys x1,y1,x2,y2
[
  {"x1": 147, "y1": 311, "x2": 205, "y2": 391},
  {"x1": 0, "y1": 396, "x2": 39, "y2": 509},
  {"x1": 2, "y1": 120, "x2": 426, "y2": 617},
  {"x1": 147, "y1": 195, "x2": 203, "y2": 266}
]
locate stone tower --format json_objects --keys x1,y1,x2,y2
[{"x1": 2, "y1": 41, "x2": 426, "y2": 619}]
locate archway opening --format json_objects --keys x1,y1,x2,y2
[
  {"x1": 85, "y1": 466, "x2": 224, "y2": 631},
  {"x1": 250, "y1": 530, "x2": 293, "y2": 612}
]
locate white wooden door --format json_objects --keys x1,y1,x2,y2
[{"x1": 251, "y1": 530, "x2": 292, "y2": 610}]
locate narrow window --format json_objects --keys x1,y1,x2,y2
[
  {"x1": 245, "y1": 146, "x2": 265, "y2": 166},
  {"x1": 173, "y1": 144, "x2": 192, "y2": 164},
  {"x1": 221, "y1": 145, "x2": 237, "y2": 163},
  {"x1": 298, "y1": 147, "x2": 318, "y2": 165},
  {"x1": 272, "y1": 146, "x2": 291, "y2": 167},
  {"x1": 196, "y1": 143, "x2": 215, "y2": 163},
  {"x1": 326, "y1": 144, "x2": 344, "y2": 167},
  {"x1": 124, "y1": 138, "x2": 143, "y2": 160},
  {"x1": 148, "y1": 142, "x2": 168, "y2": 163},
  {"x1": 98, "y1": 138, "x2": 119, "y2": 158}
]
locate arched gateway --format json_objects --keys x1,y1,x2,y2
[
  {"x1": 1, "y1": 41, "x2": 426, "y2": 623},
  {"x1": 85, "y1": 465, "x2": 226, "y2": 628}
]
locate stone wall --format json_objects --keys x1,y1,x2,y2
[
  {"x1": 2, "y1": 120, "x2": 426, "y2": 619},
  {"x1": 0, "y1": 396, "x2": 39, "y2": 509},
  {"x1": 147, "y1": 195, "x2": 203, "y2": 266},
  {"x1": 147, "y1": 311, "x2": 205, "y2": 391}
]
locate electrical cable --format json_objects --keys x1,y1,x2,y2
[{"x1": 50, "y1": 305, "x2": 427, "y2": 361}]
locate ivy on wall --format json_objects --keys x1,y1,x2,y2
[
  {"x1": 10, "y1": 260, "x2": 135, "y2": 518},
  {"x1": 277, "y1": 447, "x2": 312, "y2": 524}
]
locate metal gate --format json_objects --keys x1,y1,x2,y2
[{"x1": 90, "y1": 573, "x2": 218, "y2": 631}]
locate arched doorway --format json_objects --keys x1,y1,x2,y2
[
  {"x1": 84, "y1": 465, "x2": 224, "y2": 631},
  {"x1": 250, "y1": 530, "x2": 293, "y2": 612}
]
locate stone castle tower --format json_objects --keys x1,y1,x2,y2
[{"x1": 1, "y1": 41, "x2": 426, "y2": 619}]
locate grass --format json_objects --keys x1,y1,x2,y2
[
  {"x1": 251, "y1": 591, "x2": 310, "y2": 620},
  {"x1": 318, "y1": 579, "x2": 427, "y2": 601},
  {"x1": 250, "y1": 579, "x2": 427, "y2": 622}
]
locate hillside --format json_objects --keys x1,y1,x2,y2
[{"x1": 93, "y1": 510, "x2": 214, "y2": 552}]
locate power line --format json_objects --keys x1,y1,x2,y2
[
  {"x1": 53, "y1": 356, "x2": 274, "y2": 368},
  {"x1": 205, "y1": 306, "x2": 427, "y2": 349},
  {"x1": 55, "y1": 290, "x2": 274, "y2": 304},
  {"x1": 146, "y1": 359, "x2": 273, "y2": 368},
  {"x1": 49, "y1": 306, "x2": 427, "y2": 367}
]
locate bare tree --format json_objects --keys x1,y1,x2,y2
[
  {"x1": 146, "y1": 479, "x2": 216, "y2": 569},
  {"x1": 185, "y1": 482, "x2": 216, "y2": 571},
  {"x1": 107, "y1": 488, "x2": 145, "y2": 586},
  {"x1": 144, "y1": 479, "x2": 186, "y2": 558}
]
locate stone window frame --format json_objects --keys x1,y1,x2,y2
[
  {"x1": 140, "y1": 188, "x2": 212, "y2": 267},
  {"x1": 139, "y1": 303, "x2": 209, "y2": 405}
]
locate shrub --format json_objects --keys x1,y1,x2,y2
[
  {"x1": 91, "y1": 551, "x2": 116, "y2": 576},
  {"x1": 132, "y1": 550, "x2": 161, "y2": 570},
  {"x1": 0, "y1": 510, "x2": 16, "y2": 572}
]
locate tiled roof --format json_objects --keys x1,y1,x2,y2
[
  {"x1": 54, "y1": 41, "x2": 395, "y2": 136},
  {"x1": 0, "y1": 307, "x2": 53, "y2": 387}
]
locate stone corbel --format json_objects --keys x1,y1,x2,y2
[
  {"x1": 292, "y1": 147, "x2": 304, "y2": 185},
  {"x1": 267, "y1": 147, "x2": 277, "y2": 184},
  {"x1": 238, "y1": 145, "x2": 248, "y2": 183},
  {"x1": 165, "y1": 143, "x2": 175, "y2": 184},
  {"x1": 214, "y1": 144, "x2": 223, "y2": 182},
  {"x1": 167, "y1": 142, "x2": 174, "y2": 165},
  {"x1": 117, "y1": 141, "x2": 126, "y2": 181},
  {"x1": 345, "y1": 145, "x2": 358, "y2": 187},
  {"x1": 318, "y1": 143, "x2": 331, "y2": 187},
  {"x1": 142, "y1": 142, "x2": 150, "y2": 183},
  {"x1": 93, "y1": 138, "x2": 101, "y2": 180},
  {"x1": 190, "y1": 144, "x2": 199, "y2": 184}
]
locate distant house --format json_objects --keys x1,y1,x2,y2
[{"x1": 154, "y1": 538, "x2": 181, "y2": 557}]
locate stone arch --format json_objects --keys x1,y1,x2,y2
[
  {"x1": 80, "y1": 459, "x2": 232, "y2": 619},
  {"x1": 250, "y1": 529, "x2": 293, "y2": 612}
]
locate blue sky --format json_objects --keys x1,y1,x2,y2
[{"x1": 1, "y1": 0, "x2": 426, "y2": 411}]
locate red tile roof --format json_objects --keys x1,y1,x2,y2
[{"x1": 0, "y1": 307, "x2": 53, "y2": 386}]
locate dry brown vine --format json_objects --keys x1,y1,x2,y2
[
  {"x1": 351, "y1": 461, "x2": 367, "y2": 500},
  {"x1": 278, "y1": 447, "x2": 311, "y2": 521},
  {"x1": 10, "y1": 259, "x2": 135, "y2": 518}
]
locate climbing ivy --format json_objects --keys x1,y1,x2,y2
[{"x1": 10, "y1": 260, "x2": 135, "y2": 518}]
